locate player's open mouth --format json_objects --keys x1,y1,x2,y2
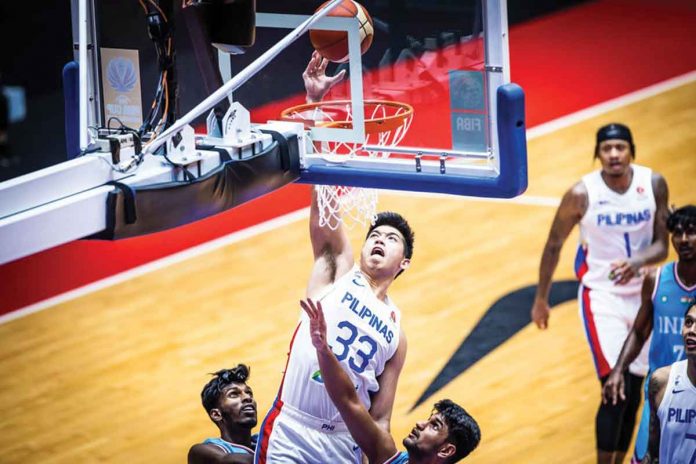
[
  {"x1": 408, "y1": 429, "x2": 419, "y2": 439},
  {"x1": 685, "y1": 338, "x2": 696, "y2": 348},
  {"x1": 371, "y1": 247, "x2": 384, "y2": 257},
  {"x1": 241, "y1": 405, "x2": 256, "y2": 413}
]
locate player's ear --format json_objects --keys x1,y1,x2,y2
[
  {"x1": 399, "y1": 258, "x2": 410, "y2": 273},
  {"x1": 437, "y1": 442, "x2": 456, "y2": 459},
  {"x1": 209, "y1": 408, "x2": 223, "y2": 422}
]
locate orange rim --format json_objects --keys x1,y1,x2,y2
[{"x1": 280, "y1": 99, "x2": 413, "y2": 135}]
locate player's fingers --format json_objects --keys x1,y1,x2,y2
[
  {"x1": 300, "y1": 299, "x2": 315, "y2": 319},
  {"x1": 304, "y1": 54, "x2": 317, "y2": 75},
  {"x1": 318, "y1": 55, "x2": 329, "y2": 73},
  {"x1": 328, "y1": 69, "x2": 346, "y2": 85}
]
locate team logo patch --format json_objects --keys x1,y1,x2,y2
[
  {"x1": 390, "y1": 311, "x2": 396, "y2": 323},
  {"x1": 637, "y1": 186, "x2": 645, "y2": 194},
  {"x1": 311, "y1": 370, "x2": 324, "y2": 384}
]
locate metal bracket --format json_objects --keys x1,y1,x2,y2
[{"x1": 485, "y1": 65, "x2": 503, "y2": 73}]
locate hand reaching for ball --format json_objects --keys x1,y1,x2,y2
[{"x1": 303, "y1": 51, "x2": 346, "y2": 103}]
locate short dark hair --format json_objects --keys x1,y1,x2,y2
[
  {"x1": 667, "y1": 205, "x2": 696, "y2": 233},
  {"x1": 434, "y1": 399, "x2": 481, "y2": 462},
  {"x1": 594, "y1": 123, "x2": 635, "y2": 159},
  {"x1": 366, "y1": 212, "x2": 415, "y2": 260},
  {"x1": 201, "y1": 364, "x2": 250, "y2": 412},
  {"x1": 685, "y1": 301, "x2": 696, "y2": 318}
]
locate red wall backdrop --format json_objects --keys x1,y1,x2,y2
[{"x1": 2, "y1": 0, "x2": 695, "y2": 315}]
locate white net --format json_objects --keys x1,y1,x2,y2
[
  {"x1": 282, "y1": 100, "x2": 413, "y2": 230},
  {"x1": 315, "y1": 184, "x2": 378, "y2": 230}
]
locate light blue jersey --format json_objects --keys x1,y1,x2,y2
[
  {"x1": 202, "y1": 436, "x2": 255, "y2": 455},
  {"x1": 648, "y1": 262, "x2": 696, "y2": 369},
  {"x1": 634, "y1": 262, "x2": 696, "y2": 463},
  {"x1": 384, "y1": 451, "x2": 409, "y2": 463}
]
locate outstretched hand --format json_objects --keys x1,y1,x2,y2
[
  {"x1": 300, "y1": 298, "x2": 330, "y2": 352},
  {"x1": 303, "y1": 51, "x2": 346, "y2": 103}
]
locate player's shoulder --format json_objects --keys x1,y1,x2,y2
[
  {"x1": 560, "y1": 181, "x2": 588, "y2": 213},
  {"x1": 650, "y1": 365, "x2": 671, "y2": 391},
  {"x1": 649, "y1": 170, "x2": 668, "y2": 193}
]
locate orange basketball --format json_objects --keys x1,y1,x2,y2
[{"x1": 309, "y1": 0, "x2": 374, "y2": 63}]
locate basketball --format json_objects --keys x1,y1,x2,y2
[{"x1": 309, "y1": 0, "x2": 374, "y2": 63}]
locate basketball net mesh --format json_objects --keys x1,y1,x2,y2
[{"x1": 283, "y1": 100, "x2": 412, "y2": 230}]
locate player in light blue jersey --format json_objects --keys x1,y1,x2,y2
[
  {"x1": 301, "y1": 298, "x2": 480, "y2": 464},
  {"x1": 189, "y1": 365, "x2": 258, "y2": 464},
  {"x1": 603, "y1": 205, "x2": 696, "y2": 463}
]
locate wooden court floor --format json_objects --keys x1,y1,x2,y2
[{"x1": 0, "y1": 80, "x2": 694, "y2": 463}]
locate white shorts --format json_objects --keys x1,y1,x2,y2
[
  {"x1": 255, "y1": 400, "x2": 362, "y2": 464},
  {"x1": 578, "y1": 285, "x2": 650, "y2": 378}
]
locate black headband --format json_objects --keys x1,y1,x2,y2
[{"x1": 596, "y1": 123, "x2": 633, "y2": 144}]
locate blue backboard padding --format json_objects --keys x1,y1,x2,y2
[
  {"x1": 63, "y1": 61, "x2": 80, "y2": 160},
  {"x1": 298, "y1": 83, "x2": 528, "y2": 199}
]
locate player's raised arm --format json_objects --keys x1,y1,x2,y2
[
  {"x1": 531, "y1": 182, "x2": 588, "y2": 329},
  {"x1": 602, "y1": 271, "x2": 657, "y2": 405},
  {"x1": 612, "y1": 174, "x2": 669, "y2": 285},
  {"x1": 307, "y1": 187, "x2": 355, "y2": 298},
  {"x1": 300, "y1": 299, "x2": 399, "y2": 464}
]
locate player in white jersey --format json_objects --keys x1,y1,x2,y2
[
  {"x1": 255, "y1": 193, "x2": 414, "y2": 463},
  {"x1": 301, "y1": 298, "x2": 481, "y2": 464},
  {"x1": 531, "y1": 123, "x2": 669, "y2": 464},
  {"x1": 643, "y1": 302, "x2": 696, "y2": 464}
]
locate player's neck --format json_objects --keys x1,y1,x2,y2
[
  {"x1": 676, "y1": 260, "x2": 696, "y2": 287},
  {"x1": 600, "y1": 165, "x2": 633, "y2": 194},
  {"x1": 363, "y1": 270, "x2": 392, "y2": 302},
  {"x1": 220, "y1": 427, "x2": 252, "y2": 448},
  {"x1": 686, "y1": 359, "x2": 696, "y2": 388}
]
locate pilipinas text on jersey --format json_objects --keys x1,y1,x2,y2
[
  {"x1": 657, "y1": 360, "x2": 696, "y2": 463},
  {"x1": 278, "y1": 265, "x2": 401, "y2": 421},
  {"x1": 576, "y1": 165, "x2": 656, "y2": 294}
]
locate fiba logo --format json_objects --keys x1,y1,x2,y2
[{"x1": 107, "y1": 57, "x2": 137, "y2": 93}]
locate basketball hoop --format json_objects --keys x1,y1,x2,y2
[{"x1": 281, "y1": 99, "x2": 413, "y2": 230}]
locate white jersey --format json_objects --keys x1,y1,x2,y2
[
  {"x1": 576, "y1": 164, "x2": 655, "y2": 295},
  {"x1": 279, "y1": 265, "x2": 401, "y2": 422},
  {"x1": 656, "y1": 360, "x2": 696, "y2": 463}
]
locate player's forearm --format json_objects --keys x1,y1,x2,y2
[
  {"x1": 316, "y1": 346, "x2": 362, "y2": 410},
  {"x1": 536, "y1": 241, "x2": 562, "y2": 301},
  {"x1": 614, "y1": 330, "x2": 649, "y2": 372},
  {"x1": 631, "y1": 240, "x2": 668, "y2": 268}
]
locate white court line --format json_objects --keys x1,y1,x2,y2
[
  {"x1": 0, "y1": 208, "x2": 310, "y2": 325},
  {"x1": 3, "y1": 69, "x2": 695, "y2": 323}
]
